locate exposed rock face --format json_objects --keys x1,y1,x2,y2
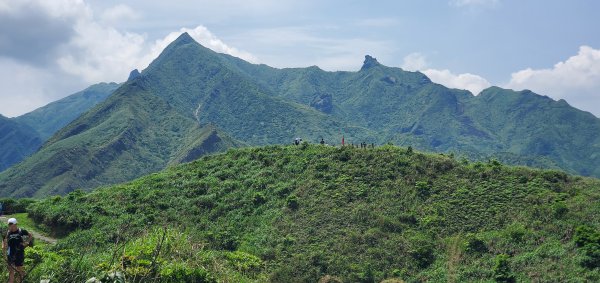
[
  {"x1": 128, "y1": 69, "x2": 141, "y2": 81},
  {"x1": 360, "y1": 55, "x2": 381, "y2": 71},
  {"x1": 310, "y1": 93, "x2": 333, "y2": 113}
]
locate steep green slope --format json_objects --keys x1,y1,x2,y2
[
  {"x1": 467, "y1": 87, "x2": 600, "y2": 177},
  {"x1": 0, "y1": 115, "x2": 42, "y2": 171},
  {"x1": 2, "y1": 32, "x2": 600, "y2": 198},
  {"x1": 0, "y1": 33, "x2": 372, "y2": 197},
  {"x1": 0, "y1": 82, "x2": 241, "y2": 197},
  {"x1": 139, "y1": 33, "x2": 371, "y2": 145},
  {"x1": 24, "y1": 145, "x2": 600, "y2": 282},
  {"x1": 224, "y1": 53, "x2": 600, "y2": 177},
  {"x1": 14, "y1": 82, "x2": 120, "y2": 140}
]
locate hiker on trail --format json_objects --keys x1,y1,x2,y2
[
  {"x1": 2, "y1": 218, "x2": 32, "y2": 283},
  {"x1": 320, "y1": 138, "x2": 325, "y2": 145}
]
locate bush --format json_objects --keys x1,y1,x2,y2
[
  {"x1": 573, "y1": 225, "x2": 600, "y2": 269},
  {"x1": 160, "y1": 264, "x2": 215, "y2": 283},
  {"x1": 415, "y1": 181, "x2": 431, "y2": 198},
  {"x1": 492, "y1": 254, "x2": 515, "y2": 283},
  {"x1": 464, "y1": 234, "x2": 487, "y2": 254},
  {"x1": 286, "y1": 195, "x2": 299, "y2": 210}
]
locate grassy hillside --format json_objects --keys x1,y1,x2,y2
[
  {"x1": 0, "y1": 114, "x2": 42, "y2": 172},
  {"x1": 22, "y1": 145, "x2": 600, "y2": 282},
  {"x1": 14, "y1": 82, "x2": 120, "y2": 141},
  {"x1": 0, "y1": 82, "x2": 241, "y2": 198}
]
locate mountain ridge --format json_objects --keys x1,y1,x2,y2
[{"x1": 0, "y1": 32, "x2": 599, "y2": 197}]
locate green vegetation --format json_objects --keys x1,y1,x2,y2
[
  {"x1": 0, "y1": 83, "x2": 118, "y2": 173},
  {"x1": 14, "y1": 82, "x2": 120, "y2": 141},
  {"x1": 16, "y1": 145, "x2": 600, "y2": 282},
  {"x1": 1, "y1": 32, "x2": 600, "y2": 198},
  {"x1": 0, "y1": 114, "x2": 41, "y2": 172}
]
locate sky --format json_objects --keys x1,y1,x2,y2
[{"x1": 0, "y1": 0, "x2": 599, "y2": 117}]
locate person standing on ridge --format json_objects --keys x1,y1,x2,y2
[{"x1": 3, "y1": 218, "x2": 33, "y2": 283}]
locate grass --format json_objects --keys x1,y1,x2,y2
[{"x1": 17, "y1": 144, "x2": 600, "y2": 282}]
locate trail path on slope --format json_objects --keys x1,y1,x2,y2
[{"x1": 0, "y1": 216, "x2": 57, "y2": 244}]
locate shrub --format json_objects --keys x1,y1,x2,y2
[
  {"x1": 225, "y1": 251, "x2": 262, "y2": 273},
  {"x1": 573, "y1": 225, "x2": 600, "y2": 269},
  {"x1": 464, "y1": 234, "x2": 487, "y2": 254},
  {"x1": 286, "y1": 195, "x2": 299, "y2": 210},
  {"x1": 492, "y1": 254, "x2": 515, "y2": 283},
  {"x1": 415, "y1": 181, "x2": 431, "y2": 198},
  {"x1": 160, "y1": 264, "x2": 215, "y2": 283}
]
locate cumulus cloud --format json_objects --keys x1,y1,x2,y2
[
  {"x1": 401, "y1": 52, "x2": 428, "y2": 72},
  {"x1": 0, "y1": 0, "x2": 258, "y2": 117},
  {"x1": 422, "y1": 69, "x2": 491, "y2": 95},
  {"x1": 100, "y1": 4, "x2": 140, "y2": 24},
  {"x1": 401, "y1": 52, "x2": 491, "y2": 95},
  {"x1": 506, "y1": 45, "x2": 600, "y2": 116}
]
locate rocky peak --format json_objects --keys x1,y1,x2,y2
[{"x1": 360, "y1": 55, "x2": 381, "y2": 71}]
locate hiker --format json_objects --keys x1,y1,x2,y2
[
  {"x1": 2, "y1": 218, "x2": 32, "y2": 283},
  {"x1": 320, "y1": 138, "x2": 325, "y2": 145},
  {"x1": 294, "y1": 138, "x2": 300, "y2": 146}
]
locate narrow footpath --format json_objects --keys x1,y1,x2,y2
[{"x1": 0, "y1": 216, "x2": 57, "y2": 245}]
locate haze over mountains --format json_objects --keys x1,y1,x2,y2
[{"x1": 1, "y1": 32, "x2": 599, "y2": 197}]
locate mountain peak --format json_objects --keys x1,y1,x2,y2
[
  {"x1": 172, "y1": 32, "x2": 196, "y2": 47},
  {"x1": 128, "y1": 69, "x2": 141, "y2": 81},
  {"x1": 360, "y1": 55, "x2": 381, "y2": 71}
]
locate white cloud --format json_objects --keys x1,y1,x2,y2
[
  {"x1": 100, "y1": 4, "x2": 140, "y2": 24},
  {"x1": 506, "y1": 45, "x2": 600, "y2": 116},
  {"x1": 402, "y1": 52, "x2": 428, "y2": 71},
  {"x1": 0, "y1": 0, "x2": 258, "y2": 117},
  {"x1": 401, "y1": 53, "x2": 491, "y2": 95},
  {"x1": 422, "y1": 69, "x2": 491, "y2": 95}
]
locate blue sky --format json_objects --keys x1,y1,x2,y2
[{"x1": 1, "y1": 0, "x2": 599, "y2": 117}]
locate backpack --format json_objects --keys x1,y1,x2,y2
[{"x1": 5, "y1": 228, "x2": 33, "y2": 248}]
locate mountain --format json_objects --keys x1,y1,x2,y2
[
  {"x1": 0, "y1": 79, "x2": 242, "y2": 197},
  {"x1": 0, "y1": 33, "x2": 371, "y2": 197},
  {"x1": 1, "y1": 32, "x2": 600, "y2": 197},
  {"x1": 14, "y1": 82, "x2": 120, "y2": 141},
  {"x1": 0, "y1": 114, "x2": 42, "y2": 171},
  {"x1": 0, "y1": 82, "x2": 119, "y2": 172},
  {"x1": 224, "y1": 52, "x2": 600, "y2": 177},
  {"x1": 26, "y1": 145, "x2": 600, "y2": 282}
]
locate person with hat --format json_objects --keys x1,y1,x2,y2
[{"x1": 2, "y1": 218, "x2": 32, "y2": 283}]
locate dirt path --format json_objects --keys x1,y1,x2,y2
[{"x1": 0, "y1": 216, "x2": 57, "y2": 245}]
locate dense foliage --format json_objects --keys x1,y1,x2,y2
[{"x1": 21, "y1": 145, "x2": 600, "y2": 282}]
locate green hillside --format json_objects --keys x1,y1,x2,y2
[
  {"x1": 225, "y1": 53, "x2": 600, "y2": 177},
  {"x1": 1, "y1": 32, "x2": 600, "y2": 198},
  {"x1": 14, "y1": 82, "x2": 120, "y2": 141},
  {"x1": 0, "y1": 82, "x2": 241, "y2": 197},
  {"x1": 0, "y1": 114, "x2": 42, "y2": 172},
  {"x1": 0, "y1": 82, "x2": 118, "y2": 172},
  {"x1": 19, "y1": 145, "x2": 600, "y2": 282},
  {"x1": 0, "y1": 33, "x2": 371, "y2": 197}
]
